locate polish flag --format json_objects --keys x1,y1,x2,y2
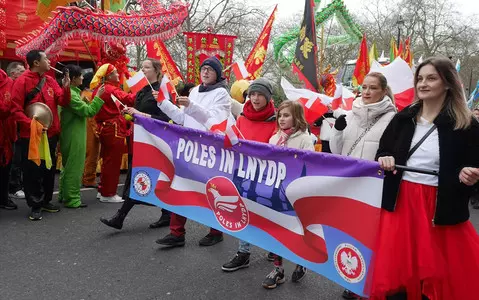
[
  {"x1": 126, "y1": 71, "x2": 149, "y2": 94},
  {"x1": 111, "y1": 95, "x2": 125, "y2": 111},
  {"x1": 281, "y1": 77, "x2": 331, "y2": 124},
  {"x1": 157, "y1": 75, "x2": 177, "y2": 104},
  {"x1": 206, "y1": 115, "x2": 244, "y2": 147},
  {"x1": 369, "y1": 57, "x2": 415, "y2": 111},
  {"x1": 331, "y1": 85, "x2": 355, "y2": 111},
  {"x1": 231, "y1": 61, "x2": 250, "y2": 80}
]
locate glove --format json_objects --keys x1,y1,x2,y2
[{"x1": 334, "y1": 115, "x2": 347, "y2": 131}]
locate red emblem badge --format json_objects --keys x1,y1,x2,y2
[
  {"x1": 205, "y1": 176, "x2": 249, "y2": 232},
  {"x1": 333, "y1": 243, "x2": 366, "y2": 283}
]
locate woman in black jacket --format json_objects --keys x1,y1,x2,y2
[
  {"x1": 100, "y1": 58, "x2": 173, "y2": 230},
  {"x1": 370, "y1": 57, "x2": 479, "y2": 300}
]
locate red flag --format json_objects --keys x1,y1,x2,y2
[
  {"x1": 245, "y1": 5, "x2": 277, "y2": 80},
  {"x1": 352, "y1": 34, "x2": 369, "y2": 87},
  {"x1": 402, "y1": 37, "x2": 413, "y2": 66},
  {"x1": 397, "y1": 39, "x2": 404, "y2": 58},
  {"x1": 146, "y1": 40, "x2": 184, "y2": 84}
]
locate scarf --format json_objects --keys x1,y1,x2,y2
[
  {"x1": 276, "y1": 128, "x2": 295, "y2": 146},
  {"x1": 198, "y1": 78, "x2": 228, "y2": 93},
  {"x1": 242, "y1": 100, "x2": 275, "y2": 122}
]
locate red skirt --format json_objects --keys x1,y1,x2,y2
[{"x1": 369, "y1": 180, "x2": 479, "y2": 300}]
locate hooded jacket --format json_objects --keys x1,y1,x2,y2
[
  {"x1": 11, "y1": 69, "x2": 71, "y2": 138},
  {"x1": 330, "y1": 96, "x2": 396, "y2": 161},
  {"x1": 236, "y1": 100, "x2": 276, "y2": 143}
]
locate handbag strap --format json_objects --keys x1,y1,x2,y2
[
  {"x1": 407, "y1": 124, "x2": 437, "y2": 160},
  {"x1": 347, "y1": 116, "x2": 380, "y2": 156},
  {"x1": 25, "y1": 77, "x2": 46, "y2": 107}
]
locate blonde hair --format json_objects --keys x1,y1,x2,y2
[
  {"x1": 276, "y1": 100, "x2": 308, "y2": 132},
  {"x1": 365, "y1": 72, "x2": 395, "y2": 104},
  {"x1": 414, "y1": 57, "x2": 472, "y2": 130}
]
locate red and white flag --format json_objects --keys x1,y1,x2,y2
[
  {"x1": 157, "y1": 75, "x2": 177, "y2": 104},
  {"x1": 331, "y1": 85, "x2": 355, "y2": 111},
  {"x1": 206, "y1": 115, "x2": 244, "y2": 148},
  {"x1": 369, "y1": 57, "x2": 414, "y2": 111},
  {"x1": 281, "y1": 77, "x2": 331, "y2": 124},
  {"x1": 111, "y1": 95, "x2": 125, "y2": 111},
  {"x1": 126, "y1": 71, "x2": 149, "y2": 94},
  {"x1": 231, "y1": 61, "x2": 250, "y2": 80}
]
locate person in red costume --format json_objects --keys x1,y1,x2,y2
[
  {"x1": 10, "y1": 50, "x2": 71, "y2": 221},
  {"x1": 91, "y1": 63, "x2": 136, "y2": 203},
  {"x1": 0, "y1": 69, "x2": 18, "y2": 210}
]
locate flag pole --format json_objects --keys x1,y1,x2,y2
[
  {"x1": 468, "y1": 67, "x2": 474, "y2": 96},
  {"x1": 145, "y1": 75, "x2": 154, "y2": 90}
]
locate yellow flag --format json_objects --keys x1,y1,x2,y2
[
  {"x1": 39, "y1": 132, "x2": 52, "y2": 170},
  {"x1": 368, "y1": 42, "x2": 378, "y2": 65}
]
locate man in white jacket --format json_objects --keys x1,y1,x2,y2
[{"x1": 155, "y1": 56, "x2": 231, "y2": 248}]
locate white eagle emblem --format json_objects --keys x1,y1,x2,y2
[
  {"x1": 340, "y1": 251, "x2": 359, "y2": 276},
  {"x1": 333, "y1": 243, "x2": 366, "y2": 283},
  {"x1": 208, "y1": 187, "x2": 240, "y2": 213}
]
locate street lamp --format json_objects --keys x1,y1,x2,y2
[{"x1": 396, "y1": 15, "x2": 405, "y2": 43}]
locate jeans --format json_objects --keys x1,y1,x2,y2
[{"x1": 238, "y1": 240, "x2": 250, "y2": 254}]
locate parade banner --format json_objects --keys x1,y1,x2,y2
[
  {"x1": 130, "y1": 116, "x2": 384, "y2": 297},
  {"x1": 184, "y1": 32, "x2": 237, "y2": 84}
]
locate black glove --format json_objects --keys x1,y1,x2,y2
[{"x1": 334, "y1": 115, "x2": 347, "y2": 131}]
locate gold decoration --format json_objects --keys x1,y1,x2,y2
[
  {"x1": 299, "y1": 26, "x2": 306, "y2": 41},
  {"x1": 254, "y1": 46, "x2": 267, "y2": 65},
  {"x1": 300, "y1": 37, "x2": 313, "y2": 59}
]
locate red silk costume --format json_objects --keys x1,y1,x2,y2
[{"x1": 93, "y1": 83, "x2": 135, "y2": 197}]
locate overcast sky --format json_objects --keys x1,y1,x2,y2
[{"x1": 257, "y1": 0, "x2": 476, "y2": 19}]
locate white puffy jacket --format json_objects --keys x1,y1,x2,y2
[{"x1": 330, "y1": 96, "x2": 396, "y2": 161}]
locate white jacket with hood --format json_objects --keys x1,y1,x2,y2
[{"x1": 330, "y1": 96, "x2": 396, "y2": 161}]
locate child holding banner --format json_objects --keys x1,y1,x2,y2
[
  {"x1": 221, "y1": 78, "x2": 277, "y2": 272},
  {"x1": 262, "y1": 100, "x2": 314, "y2": 289},
  {"x1": 374, "y1": 57, "x2": 479, "y2": 300}
]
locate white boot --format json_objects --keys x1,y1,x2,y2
[{"x1": 99, "y1": 195, "x2": 124, "y2": 203}]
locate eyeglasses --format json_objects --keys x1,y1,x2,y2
[{"x1": 200, "y1": 66, "x2": 214, "y2": 73}]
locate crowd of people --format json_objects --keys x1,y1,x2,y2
[{"x1": 1, "y1": 50, "x2": 479, "y2": 299}]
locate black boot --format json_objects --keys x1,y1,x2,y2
[
  {"x1": 100, "y1": 210, "x2": 127, "y2": 230},
  {"x1": 149, "y1": 213, "x2": 171, "y2": 229}
]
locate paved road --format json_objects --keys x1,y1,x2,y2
[{"x1": 1, "y1": 173, "x2": 478, "y2": 300}]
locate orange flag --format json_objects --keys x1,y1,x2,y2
[
  {"x1": 352, "y1": 34, "x2": 369, "y2": 87},
  {"x1": 28, "y1": 119, "x2": 43, "y2": 166},
  {"x1": 245, "y1": 5, "x2": 277, "y2": 80}
]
